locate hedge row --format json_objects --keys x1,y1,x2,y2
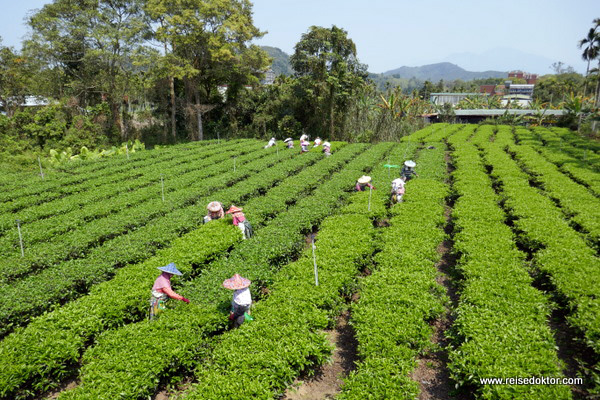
[{"x1": 400, "y1": 124, "x2": 445, "y2": 143}]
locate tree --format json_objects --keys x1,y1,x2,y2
[
  {"x1": 290, "y1": 25, "x2": 367, "y2": 139},
  {"x1": 0, "y1": 43, "x2": 33, "y2": 117},
  {"x1": 418, "y1": 80, "x2": 436, "y2": 100},
  {"x1": 578, "y1": 27, "x2": 599, "y2": 96},
  {"x1": 146, "y1": 0, "x2": 270, "y2": 141},
  {"x1": 25, "y1": 0, "x2": 149, "y2": 141},
  {"x1": 533, "y1": 73, "x2": 584, "y2": 105}
]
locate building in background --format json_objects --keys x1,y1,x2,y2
[
  {"x1": 508, "y1": 70, "x2": 538, "y2": 84},
  {"x1": 429, "y1": 92, "x2": 482, "y2": 106}
]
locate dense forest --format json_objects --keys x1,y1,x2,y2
[{"x1": 0, "y1": 0, "x2": 598, "y2": 168}]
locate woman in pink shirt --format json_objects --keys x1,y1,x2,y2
[
  {"x1": 226, "y1": 205, "x2": 253, "y2": 239},
  {"x1": 149, "y1": 263, "x2": 190, "y2": 320},
  {"x1": 355, "y1": 175, "x2": 375, "y2": 192}
]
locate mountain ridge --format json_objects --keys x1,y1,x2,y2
[
  {"x1": 382, "y1": 62, "x2": 506, "y2": 81},
  {"x1": 260, "y1": 47, "x2": 515, "y2": 82}
]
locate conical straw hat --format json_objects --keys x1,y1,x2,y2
[
  {"x1": 226, "y1": 205, "x2": 243, "y2": 214},
  {"x1": 357, "y1": 175, "x2": 371, "y2": 184},
  {"x1": 207, "y1": 201, "x2": 222, "y2": 212},
  {"x1": 157, "y1": 262, "x2": 183, "y2": 276},
  {"x1": 223, "y1": 273, "x2": 251, "y2": 290}
]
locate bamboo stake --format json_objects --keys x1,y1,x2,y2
[
  {"x1": 16, "y1": 220, "x2": 24, "y2": 257},
  {"x1": 312, "y1": 236, "x2": 318, "y2": 286}
]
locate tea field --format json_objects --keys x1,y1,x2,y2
[{"x1": 0, "y1": 125, "x2": 598, "y2": 399}]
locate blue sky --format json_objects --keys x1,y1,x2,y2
[{"x1": 1, "y1": 0, "x2": 597, "y2": 74}]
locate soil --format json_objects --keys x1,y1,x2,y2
[
  {"x1": 304, "y1": 228, "x2": 319, "y2": 249},
  {"x1": 40, "y1": 377, "x2": 79, "y2": 400},
  {"x1": 548, "y1": 308, "x2": 594, "y2": 400},
  {"x1": 283, "y1": 311, "x2": 358, "y2": 400},
  {"x1": 152, "y1": 377, "x2": 194, "y2": 400}
]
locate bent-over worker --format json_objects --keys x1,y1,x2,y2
[
  {"x1": 264, "y1": 137, "x2": 276, "y2": 148},
  {"x1": 313, "y1": 137, "x2": 322, "y2": 147},
  {"x1": 300, "y1": 139, "x2": 310, "y2": 153},
  {"x1": 284, "y1": 138, "x2": 294, "y2": 149},
  {"x1": 401, "y1": 160, "x2": 418, "y2": 182},
  {"x1": 391, "y1": 177, "x2": 406, "y2": 204},
  {"x1": 322, "y1": 141, "x2": 331, "y2": 156},
  {"x1": 355, "y1": 175, "x2": 375, "y2": 191},
  {"x1": 227, "y1": 205, "x2": 253, "y2": 239},
  {"x1": 149, "y1": 263, "x2": 190, "y2": 320},
  {"x1": 203, "y1": 201, "x2": 224, "y2": 223},
  {"x1": 223, "y1": 273, "x2": 252, "y2": 328}
]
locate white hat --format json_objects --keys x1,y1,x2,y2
[
  {"x1": 404, "y1": 160, "x2": 416, "y2": 168},
  {"x1": 357, "y1": 175, "x2": 371, "y2": 184},
  {"x1": 392, "y1": 178, "x2": 405, "y2": 186},
  {"x1": 284, "y1": 138, "x2": 292, "y2": 143},
  {"x1": 323, "y1": 142, "x2": 331, "y2": 147}
]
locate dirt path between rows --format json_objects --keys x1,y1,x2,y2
[
  {"x1": 409, "y1": 149, "x2": 470, "y2": 400},
  {"x1": 283, "y1": 310, "x2": 358, "y2": 400}
]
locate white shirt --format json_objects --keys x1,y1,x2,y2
[{"x1": 233, "y1": 287, "x2": 252, "y2": 306}]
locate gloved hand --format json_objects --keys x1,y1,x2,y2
[{"x1": 182, "y1": 297, "x2": 190, "y2": 304}]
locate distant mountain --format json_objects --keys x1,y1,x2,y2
[
  {"x1": 442, "y1": 47, "x2": 561, "y2": 75},
  {"x1": 260, "y1": 46, "x2": 293, "y2": 76},
  {"x1": 382, "y1": 62, "x2": 506, "y2": 82}
]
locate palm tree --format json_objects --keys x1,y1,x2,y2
[{"x1": 578, "y1": 27, "x2": 599, "y2": 96}]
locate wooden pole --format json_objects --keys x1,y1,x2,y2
[
  {"x1": 312, "y1": 236, "x2": 319, "y2": 286},
  {"x1": 16, "y1": 220, "x2": 24, "y2": 257},
  {"x1": 38, "y1": 157, "x2": 44, "y2": 180},
  {"x1": 160, "y1": 174, "x2": 165, "y2": 202}
]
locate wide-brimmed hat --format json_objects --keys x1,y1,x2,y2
[
  {"x1": 392, "y1": 178, "x2": 405, "y2": 186},
  {"x1": 323, "y1": 141, "x2": 331, "y2": 147},
  {"x1": 226, "y1": 205, "x2": 243, "y2": 214},
  {"x1": 357, "y1": 175, "x2": 371, "y2": 184},
  {"x1": 284, "y1": 138, "x2": 292, "y2": 143},
  {"x1": 158, "y1": 262, "x2": 183, "y2": 276},
  {"x1": 207, "y1": 201, "x2": 223, "y2": 212},
  {"x1": 404, "y1": 160, "x2": 416, "y2": 168},
  {"x1": 223, "y1": 273, "x2": 251, "y2": 290}
]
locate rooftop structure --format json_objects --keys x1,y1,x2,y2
[{"x1": 430, "y1": 93, "x2": 483, "y2": 106}]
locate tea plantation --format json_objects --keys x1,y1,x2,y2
[{"x1": 0, "y1": 125, "x2": 598, "y2": 399}]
